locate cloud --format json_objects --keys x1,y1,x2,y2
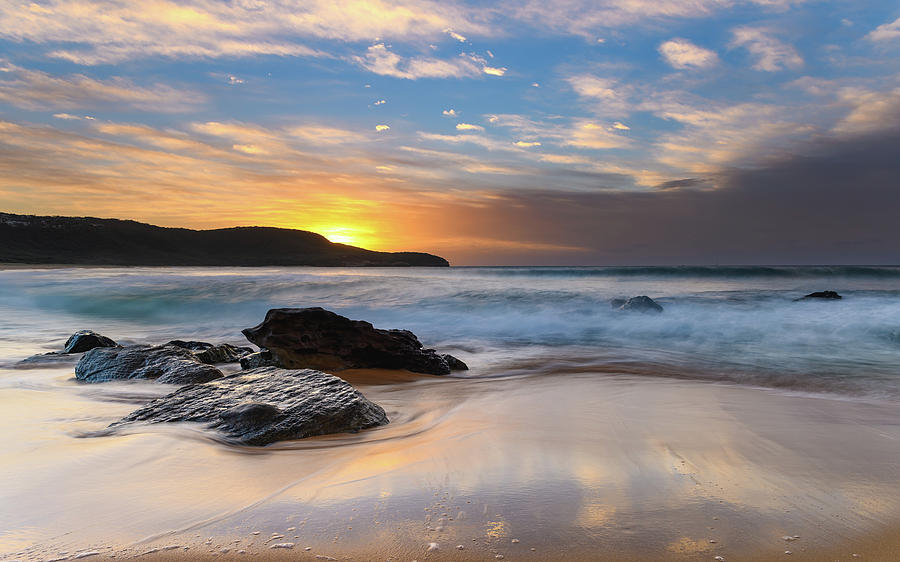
[
  {"x1": 514, "y1": 140, "x2": 541, "y2": 147},
  {"x1": 658, "y1": 38, "x2": 719, "y2": 69},
  {"x1": 0, "y1": 0, "x2": 492, "y2": 64},
  {"x1": 456, "y1": 123, "x2": 485, "y2": 131},
  {"x1": 866, "y1": 17, "x2": 900, "y2": 42},
  {"x1": 612, "y1": 122, "x2": 630, "y2": 130},
  {"x1": 445, "y1": 29, "x2": 467, "y2": 42},
  {"x1": 227, "y1": 75, "x2": 244, "y2": 85},
  {"x1": 287, "y1": 125, "x2": 369, "y2": 144},
  {"x1": 232, "y1": 144, "x2": 266, "y2": 155},
  {"x1": 373, "y1": 99, "x2": 386, "y2": 105},
  {"x1": 831, "y1": 87, "x2": 900, "y2": 136},
  {"x1": 641, "y1": 95, "x2": 815, "y2": 174},
  {"x1": 375, "y1": 124, "x2": 391, "y2": 131},
  {"x1": 355, "y1": 43, "x2": 481, "y2": 79},
  {"x1": 418, "y1": 129, "x2": 900, "y2": 264},
  {"x1": 442, "y1": 109, "x2": 458, "y2": 116},
  {"x1": 0, "y1": 62, "x2": 204, "y2": 112},
  {"x1": 419, "y1": 132, "x2": 520, "y2": 152},
  {"x1": 488, "y1": 113, "x2": 632, "y2": 150},
  {"x1": 567, "y1": 75, "x2": 631, "y2": 115},
  {"x1": 508, "y1": 0, "x2": 727, "y2": 37},
  {"x1": 731, "y1": 27, "x2": 803, "y2": 71},
  {"x1": 567, "y1": 121, "x2": 631, "y2": 149},
  {"x1": 185, "y1": 121, "x2": 368, "y2": 156},
  {"x1": 52, "y1": 113, "x2": 82, "y2": 120},
  {"x1": 483, "y1": 66, "x2": 507, "y2": 76}
]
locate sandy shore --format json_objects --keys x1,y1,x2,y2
[{"x1": 2, "y1": 365, "x2": 900, "y2": 561}]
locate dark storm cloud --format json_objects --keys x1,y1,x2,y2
[{"x1": 436, "y1": 130, "x2": 900, "y2": 265}]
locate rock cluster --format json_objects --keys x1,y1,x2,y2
[{"x1": 37, "y1": 309, "x2": 470, "y2": 445}]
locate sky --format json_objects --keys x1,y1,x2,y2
[{"x1": 1, "y1": 1, "x2": 899, "y2": 265}]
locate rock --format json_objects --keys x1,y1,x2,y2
[
  {"x1": 112, "y1": 367, "x2": 389, "y2": 445},
  {"x1": 75, "y1": 345, "x2": 224, "y2": 384},
  {"x1": 239, "y1": 349, "x2": 277, "y2": 369},
  {"x1": 167, "y1": 340, "x2": 253, "y2": 364},
  {"x1": 795, "y1": 290, "x2": 842, "y2": 301},
  {"x1": 15, "y1": 351, "x2": 81, "y2": 368},
  {"x1": 609, "y1": 298, "x2": 627, "y2": 309},
  {"x1": 242, "y1": 308, "x2": 467, "y2": 375},
  {"x1": 64, "y1": 330, "x2": 117, "y2": 353},
  {"x1": 617, "y1": 296, "x2": 664, "y2": 313},
  {"x1": 442, "y1": 354, "x2": 468, "y2": 371}
]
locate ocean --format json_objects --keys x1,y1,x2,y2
[{"x1": 3, "y1": 265, "x2": 900, "y2": 398}]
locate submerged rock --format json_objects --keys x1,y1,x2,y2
[
  {"x1": 239, "y1": 349, "x2": 277, "y2": 369},
  {"x1": 113, "y1": 367, "x2": 389, "y2": 445},
  {"x1": 167, "y1": 340, "x2": 253, "y2": 364},
  {"x1": 617, "y1": 296, "x2": 664, "y2": 313},
  {"x1": 242, "y1": 307, "x2": 467, "y2": 375},
  {"x1": 796, "y1": 290, "x2": 842, "y2": 301},
  {"x1": 15, "y1": 351, "x2": 81, "y2": 368},
  {"x1": 75, "y1": 345, "x2": 223, "y2": 384},
  {"x1": 64, "y1": 330, "x2": 117, "y2": 353}
]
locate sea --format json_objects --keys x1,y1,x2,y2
[{"x1": 2, "y1": 265, "x2": 899, "y2": 399}]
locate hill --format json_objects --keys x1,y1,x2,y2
[{"x1": 0, "y1": 213, "x2": 449, "y2": 267}]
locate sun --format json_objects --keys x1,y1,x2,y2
[{"x1": 319, "y1": 226, "x2": 366, "y2": 246}]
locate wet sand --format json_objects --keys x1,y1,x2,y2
[{"x1": 2, "y1": 365, "x2": 900, "y2": 561}]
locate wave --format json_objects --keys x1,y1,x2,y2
[{"x1": 473, "y1": 265, "x2": 900, "y2": 279}]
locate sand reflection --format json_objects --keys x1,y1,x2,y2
[{"x1": 3, "y1": 366, "x2": 900, "y2": 560}]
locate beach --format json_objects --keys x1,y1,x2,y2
[{"x1": 2, "y1": 266, "x2": 900, "y2": 560}]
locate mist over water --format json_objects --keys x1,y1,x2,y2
[{"x1": 2, "y1": 265, "x2": 899, "y2": 399}]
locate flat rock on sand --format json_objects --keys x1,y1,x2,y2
[
  {"x1": 75, "y1": 344, "x2": 223, "y2": 384},
  {"x1": 242, "y1": 307, "x2": 467, "y2": 375},
  {"x1": 113, "y1": 367, "x2": 389, "y2": 445}
]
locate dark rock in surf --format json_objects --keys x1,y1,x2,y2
[
  {"x1": 75, "y1": 345, "x2": 223, "y2": 384},
  {"x1": 239, "y1": 349, "x2": 277, "y2": 369},
  {"x1": 795, "y1": 290, "x2": 842, "y2": 301},
  {"x1": 168, "y1": 340, "x2": 253, "y2": 364},
  {"x1": 112, "y1": 367, "x2": 389, "y2": 446},
  {"x1": 442, "y1": 354, "x2": 469, "y2": 371},
  {"x1": 609, "y1": 298, "x2": 627, "y2": 309},
  {"x1": 16, "y1": 351, "x2": 81, "y2": 368},
  {"x1": 241, "y1": 307, "x2": 467, "y2": 375},
  {"x1": 617, "y1": 296, "x2": 664, "y2": 313},
  {"x1": 64, "y1": 330, "x2": 118, "y2": 353}
]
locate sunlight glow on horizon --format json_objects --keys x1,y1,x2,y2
[
  {"x1": 1, "y1": 1, "x2": 899, "y2": 265},
  {"x1": 315, "y1": 225, "x2": 378, "y2": 248}
]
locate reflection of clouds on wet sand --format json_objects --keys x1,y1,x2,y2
[{"x1": 3, "y1": 365, "x2": 900, "y2": 559}]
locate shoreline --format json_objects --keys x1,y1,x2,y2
[{"x1": 4, "y1": 366, "x2": 900, "y2": 561}]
